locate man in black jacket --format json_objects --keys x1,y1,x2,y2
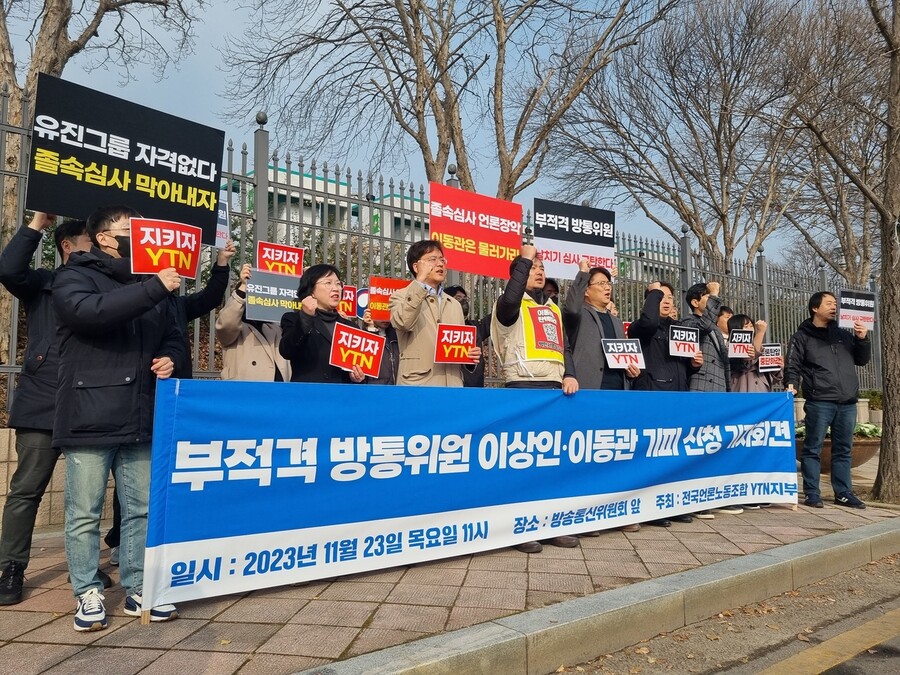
[
  {"x1": 786, "y1": 291, "x2": 871, "y2": 509},
  {"x1": 0, "y1": 213, "x2": 92, "y2": 604},
  {"x1": 444, "y1": 285, "x2": 491, "y2": 387},
  {"x1": 53, "y1": 205, "x2": 186, "y2": 632}
]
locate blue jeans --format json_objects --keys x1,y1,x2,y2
[
  {"x1": 63, "y1": 443, "x2": 150, "y2": 597},
  {"x1": 801, "y1": 400, "x2": 857, "y2": 498},
  {"x1": 0, "y1": 429, "x2": 61, "y2": 568}
]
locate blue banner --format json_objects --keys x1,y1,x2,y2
[{"x1": 143, "y1": 380, "x2": 797, "y2": 608}]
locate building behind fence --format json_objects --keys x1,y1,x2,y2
[{"x1": 0, "y1": 109, "x2": 883, "y2": 414}]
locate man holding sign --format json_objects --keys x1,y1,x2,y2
[
  {"x1": 389, "y1": 240, "x2": 480, "y2": 386},
  {"x1": 53, "y1": 205, "x2": 186, "y2": 631},
  {"x1": 786, "y1": 291, "x2": 871, "y2": 510}
]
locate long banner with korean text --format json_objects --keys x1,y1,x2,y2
[{"x1": 143, "y1": 381, "x2": 796, "y2": 609}]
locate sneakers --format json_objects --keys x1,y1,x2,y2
[
  {"x1": 109, "y1": 546, "x2": 119, "y2": 567},
  {"x1": 695, "y1": 511, "x2": 716, "y2": 519},
  {"x1": 0, "y1": 561, "x2": 25, "y2": 605},
  {"x1": 74, "y1": 588, "x2": 108, "y2": 632},
  {"x1": 712, "y1": 505, "x2": 744, "y2": 515},
  {"x1": 124, "y1": 592, "x2": 178, "y2": 622},
  {"x1": 804, "y1": 495, "x2": 824, "y2": 508},
  {"x1": 834, "y1": 492, "x2": 866, "y2": 509}
]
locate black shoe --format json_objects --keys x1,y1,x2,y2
[
  {"x1": 648, "y1": 519, "x2": 671, "y2": 527},
  {"x1": 515, "y1": 541, "x2": 543, "y2": 554},
  {"x1": 543, "y1": 535, "x2": 580, "y2": 548},
  {"x1": 834, "y1": 492, "x2": 866, "y2": 509},
  {"x1": 670, "y1": 514, "x2": 693, "y2": 523},
  {"x1": 804, "y1": 495, "x2": 824, "y2": 508},
  {"x1": 0, "y1": 561, "x2": 25, "y2": 605}
]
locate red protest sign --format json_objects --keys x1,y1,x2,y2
[
  {"x1": 129, "y1": 218, "x2": 202, "y2": 279},
  {"x1": 339, "y1": 285, "x2": 357, "y2": 318},
  {"x1": 434, "y1": 324, "x2": 477, "y2": 364},
  {"x1": 429, "y1": 182, "x2": 522, "y2": 279},
  {"x1": 368, "y1": 276, "x2": 409, "y2": 322},
  {"x1": 328, "y1": 322, "x2": 385, "y2": 378},
  {"x1": 255, "y1": 241, "x2": 305, "y2": 277}
]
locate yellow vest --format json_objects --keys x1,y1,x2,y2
[{"x1": 492, "y1": 297, "x2": 565, "y2": 383}]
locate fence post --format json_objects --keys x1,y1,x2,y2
[
  {"x1": 817, "y1": 261, "x2": 827, "y2": 291},
  {"x1": 869, "y1": 275, "x2": 883, "y2": 390},
  {"x1": 679, "y1": 226, "x2": 693, "y2": 313},
  {"x1": 756, "y1": 247, "x2": 770, "y2": 324},
  {"x1": 446, "y1": 164, "x2": 460, "y2": 189},
  {"x1": 253, "y1": 112, "x2": 270, "y2": 249}
]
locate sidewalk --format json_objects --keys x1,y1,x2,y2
[{"x1": 0, "y1": 461, "x2": 898, "y2": 675}]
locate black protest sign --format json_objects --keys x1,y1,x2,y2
[
  {"x1": 758, "y1": 344, "x2": 782, "y2": 374},
  {"x1": 727, "y1": 329, "x2": 754, "y2": 359},
  {"x1": 26, "y1": 74, "x2": 225, "y2": 245},
  {"x1": 668, "y1": 325, "x2": 699, "y2": 357},
  {"x1": 601, "y1": 339, "x2": 646, "y2": 369},
  {"x1": 838, "y1": 290, "x2": 876, "y2": 329},
  {"x1": 533, "y1": 198, "x2": 616, "y2": 280},
  {"x1": 245, "y1": 270, "x2": 303, "y2": 323}
]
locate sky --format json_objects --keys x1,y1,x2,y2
[{"x1": 11, "y1": 3, "x2": 714, "y2": 252}]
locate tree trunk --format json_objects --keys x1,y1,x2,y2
[{"x1": 0, "y1": 83, "x2": 25, "y2": 362}]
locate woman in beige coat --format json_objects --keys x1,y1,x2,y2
[{"x1": 216, "y1": 263, "x2": 291, "y2": 382}]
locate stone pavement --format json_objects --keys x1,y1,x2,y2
[{"x1": 0, "y1": 461, "x2": 898, "y2": 675}]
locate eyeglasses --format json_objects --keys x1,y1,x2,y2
[
  {"x1": 315, "y1": 280, "x2": 344, "y2": 289},
  {"x1": 102, "y1": 228, "x2": 130, "y2": 235},
  {"x1": 418, "y1": 256, "x2": 447, "y2": 265},
  {"x1": 589, "y1": 281, "x2": 612, "y2": 288}
]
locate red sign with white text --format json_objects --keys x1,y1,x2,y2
[
  {"x1": 434, "y1": 324, "x2": 477, "y2": 364},
  {"x1": 429, "y1": 182, "x2": 522, "y2": 279},
  {"x1": 339, "y1": 285, "x2": 357, "y2": 318},
  {"x1": 368, "y1": 276, "x2": 409, "y2": 322},
  {"x1": 129, "y1": 218, "x2": 202, "y2": 279},
  {"x1": 255, "y1": 241, "x2": 305, "y2": 277},
  {"x1": 328, "y1": 322, "x2": 385, "y2": 378}
]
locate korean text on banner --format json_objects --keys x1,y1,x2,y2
[
  {"x1": 328, "y1": 322, "x2": 385, "y2": 377},
  {"x1": 368, "y1": 276, "x2": 409, "y2": 322},
  {"x1": 245, "y1": 270, "x2": 302, "y2": 323},
  {"x1": 255, "y1": 241, "x2": 305, "y2": 277},
  {"x1": 533, "y1": 198, "x2": 616, "y2": 281},
  {"x1": 339, "y1": 286, "x2": 358, "y2": 318},
  {"x1": 129, "y1": 218, "x2": 202, "y2": 279},
  {"x1": 26, "y1": 73, "x2": 225, "y2": 245},
  {"x1": 434, "y1": 324, "x2": 477, "y2": 364},
  {"x1": 143, "y1": 382, "x2": 796, "y2": 610},
  {"x1": 838, "y1": 290, "x2": 876, "y2": 329},
  {"x1": 429, "y1": 182, "x2": 522, "y2": 279}
]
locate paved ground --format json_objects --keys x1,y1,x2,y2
[{"x1": 0, "y1": 461, "x2": 897, "y2": 675}]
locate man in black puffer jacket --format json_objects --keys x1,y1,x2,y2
[
  {"x1": 52, "y1": 205, "x2": 186, "y2": 632},
  {"x1": 785, "y1": 291, "x2": 871, "y2": 510}
]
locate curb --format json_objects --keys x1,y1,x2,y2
[{"x1": 299, "y1": 519, "x2": 900, "y2": 675}]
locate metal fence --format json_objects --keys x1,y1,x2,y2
[{"x1": 0, "y1": 111, "x2": 882, "y2": 414}]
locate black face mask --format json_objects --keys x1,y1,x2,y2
[
  {"x1": 459, "y1": 298, "x2": 470, "y2": 318},
  {"x1": 113, "y1": 235, "x2": 131, "y2": 258}
]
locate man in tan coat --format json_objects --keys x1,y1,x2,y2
[{"x1": 389, "y1": 240, "x2": 480, "y2": 386}]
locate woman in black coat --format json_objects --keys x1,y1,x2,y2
[{"x1": 279, "y1": 264, "x2": 366, "y2": 384}]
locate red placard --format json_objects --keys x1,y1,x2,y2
[
  {"x1": 129, "y1": 218, "x2": 202, "y2": 279},
  {"x1": 339, "y1": 285, "x2": 357, "y2": 318},
  {"x1": 368, "y1": 276, "x2": 409, "y2": 322},
  {"x1": 255, "y1": 241, "x2": 305, "y2": 277},
  {"x1": 434, "y1": 324, "x2": 477, "y2": 364},
  {"x1": 328, "y1": 322, "x2": 385, "y2": 378},
  {"x1": 428, "y1": 182, "x2": 522, "y2": 279}
]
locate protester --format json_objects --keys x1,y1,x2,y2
[
  {"x1": 280, "y1": 264, "x2": 366, "y2": 384},
  {"x1": 53, "y1": 204, "x2": 185, "y2": 631},
  {"x1": 0, "y1": 213, "x2": 103, "y2": 605},
  {"x1": 443, "y1": 284, "x2": 491, "y2": 387},
  {"x1": 785, "y1": 291, "x2": 871, "y2": 509},
  {"x1": 217, "y1": 263, "x2": 291, "y2": 382},
  {"x1": 361, "y1": 307, "x2": 399, "y2": 385},
  {"x1": 564, "y1": 259, "x2": 642, "y2": 532},
  {"x1": 492, "y1": 245, "x2": 580, "y2": 553},
  {"x1": 389, "y1": 240, "x2": 479, "y2": 386},
  {"x1": 727, "y1": 315, "x2": 781, "y2": 392},
  {"x1": 682, "y1": 281, "x2": 731, "y2": 393},
  {"x1": 543, "y1": 277, "x2": 560, "y2": 302}
]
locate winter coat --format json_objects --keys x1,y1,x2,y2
[
  {"x1": 279, "y1": 309, "x2": 362, "y2": 384},
  {"x1": 785, "y1": 319, "x2": 871, "y2": 403},
  {"x1": 170, "y1": 262, "x2": 230, "y2": 378},
  {"x1": 682, "y1": 295, "x2": 731, "y2": 392},
  {"x1": 627, "y1": 289, "x2": 695, "y2": 392},
  {"x1": 0, "y1": 226, "x2": 58, "y2": 430},
  {"x1": 216, "y1": 289, "x2": 291, "y2": 382},
  {"x1": 51, "y1": 248, "x2": 186, "y2": 447}
]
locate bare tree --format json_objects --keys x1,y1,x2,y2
[
  {"x1": 0, "y1": 0, "x2": 206, "y2": 357},
  {"x1": 550, "y1": 0, "x2": 800, "y2": 271},
  {"x1": 773, "y1": 0, "x2": 884, "y2": 288},
  {"x1": 222, "y1": 0, "x2": 678, "y2": 200},
  {"x1": 775, "y1": 0, "x2": 898, "y2": 500}
]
